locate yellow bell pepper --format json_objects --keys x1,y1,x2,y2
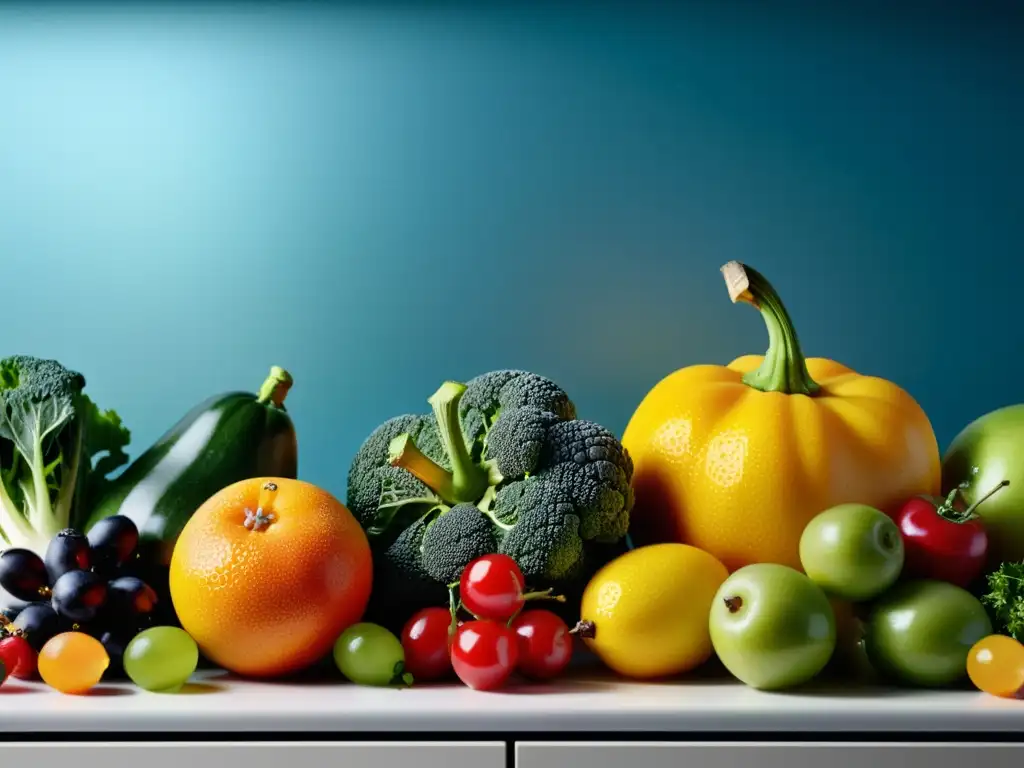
[{"x1": 621, "y1": 261, "x2": 940, "y2": 573}]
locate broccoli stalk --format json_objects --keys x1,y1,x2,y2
[{"x1": 388, "y1": 381, "x2": 498, "y2": 506}]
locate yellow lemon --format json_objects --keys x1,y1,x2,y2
[{"x1": 578, "y1": 542, "x2": 728, "y2": 679}]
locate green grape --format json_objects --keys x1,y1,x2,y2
[
  {"x1": 124, "y1": 627, "x2": 199, "y2": 693},
  {"x1": 333, "y1": 622, "x2": 413, "y2": 687}
]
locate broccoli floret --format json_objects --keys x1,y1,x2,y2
[
  {"x1": 488, "y1": 478, "x2": 584, "y2": 581},
  {"x1": 347, "y1": 370, "x2": 633, "y2": 620},
  {"x1": 539, "y1": 420, "x2": 635, "y2": 541},
  {"x1": 0, "y1": 356, "x2": 129, "y2": 558},
  {"x1": 485, "y1": 407, "x2": 561, "y2": 480},
  {"x1": 345, "y1": 414, "x2": 449, "y2": 536},
  {"x1": 421, "y1": 503, "x2": 497, "y2": 584},
  {"x1": 459, "y1": 370, "x2": 576, "y2": 459}
]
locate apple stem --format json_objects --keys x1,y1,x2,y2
[
  {"x1": 724, "y1": 596, "x2": 743, "y2": 613},
  {"x1": 570, "y1": 620, "x2": 597, "y2": 639}
]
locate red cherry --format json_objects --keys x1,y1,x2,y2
[
  {"x1": 0, "y1": 635, "x2": 38, "y2": 680},
  {"x1": 510, "y1": 609, "x2": 573, "y2": 680},
  {"x1": 450, "y1": 619, "x2": 519, "y2": 691},
  {"x1": 401, "y1": 607, "x2": 455, "y2": 682},
  {"x1": 459, "y1": 554, "x2": 526, "y2": 621},
  {"x1": 895, "y1": 481, "x2": 1005, "y2": 588}
]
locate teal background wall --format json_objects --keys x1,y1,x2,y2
[{"x1": 1, "y1": 1, "x2": 1022, "y2": 506}]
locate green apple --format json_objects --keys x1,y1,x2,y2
[
  {"x1": 863, "y1": 579, "x2": 993, "y2": 688},
  {"x1": 709, "y1": 563, "x2": 836, "y2": 691},
  {"x1": 799, "y1": 503, "x2": 904, "y2": 602},
  {"x1": 942, "y1": 403, "x2": 1024, "y2": 566}
]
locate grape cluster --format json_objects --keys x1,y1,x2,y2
[{"x1": 0, "y1": 516, "x2": 178, "y2": 678}]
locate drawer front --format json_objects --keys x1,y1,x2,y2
[
  {"x1": 3, "y1": 742, "x2": 506, "y2": 768},
  {"x1": 516, "y1": 742, "x2": 1023, "y2": 768}
]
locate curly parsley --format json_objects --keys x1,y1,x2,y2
[{"x1": 982, "y1": 561, "x2": 1024, "y2": 640}]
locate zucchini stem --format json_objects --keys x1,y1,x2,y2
[{"x1": 257, "y1": 366, "x2": 293, "y2": 408}]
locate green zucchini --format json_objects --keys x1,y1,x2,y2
[{"x1": 81, "y1": 366, "x2": 298, "y2": 563}]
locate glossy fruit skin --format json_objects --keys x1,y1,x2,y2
[
  {"x1": 623, "y1": 338, "x2": 939, "y2": 572},
  {"x1": 894, "y1": 496, "x2": 987, "y2": 588},
  {"x1": 799, "y1": 503, "x2": 905, "y2": 601},
  {"x1": 82, "y1": 369, "x2": 298, "y2": 567},
  {"x1": 967, "y1": 634, "x2": 1024, "y2": 698},
  {"x1": 44, "y1": 530, "x2": 91, "y2": 584},
  {"x1": 38, "y1": 632, "x2": 110, "y2": 694},
  {"x1": 0, "y1": 549, "x2": 50, "y2": 603},
  {"x1": 941, "y1": 404, "x2": 1024, "y2": 566},
  {"x1": 401, "y1": 607, "x2": 454, "y2": 682},
  {"x1": 124, "y1": 626, "x2": 199, "y2": 692},
  {"x1": 50, "y1": 570, "x2": 108, "y2": 623},
  {"x1": 11, "y1": 603, "x2": 61, "y2": 651},
  {"x1": 334, "y1": 622, "x2": 408, "y2": 686},
  {"x1": 864, "y1": 580, "x2": 993, "y2": 688},
  {"x1": 0, "y1": 635, "x2": 38, "y2": 680},
  {"x1": 579, "y1": 543, "x2": 728, "y2": 679},
  {"x1": 169, "y1": 477, "x2": 373, "y2": 678},
  {"x1": 709, "y1": 563, "x2": 836, "y2": 691},
  {"x1": 87, "y1": 515, "x2": 140, "y2": 572},
  {"x1": 510, "y1": 609, "x2": 573, "y2": 680},
  {"x1": 450, "y1": 620, "x2": 519, "y2": 691},
  {"x1": 106, "y1": 577, "x2": 159, "y2": 618},
  {"x1": 459, "y1": 554, "x2": 526, "y2": 622}
]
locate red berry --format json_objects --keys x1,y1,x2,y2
[
  {"x1": 450, "y1": 619, "x2": 519, "y2": 691},
  {"x1": 459, "y1": 554, "x2": 526, "y2": 621},
  {"x1": 510, "y1": 609, "x2": 573, "y2": 680},
  {"x1": 0, "y1": 635, "x2": 38, "y2": 680},
  {"x1": 401, "y1": 607, "x2": 455, "y2": 682}
]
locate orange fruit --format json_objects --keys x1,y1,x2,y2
[{"x1": 169, "y1": 477, "x2": 373, "y2": 678}]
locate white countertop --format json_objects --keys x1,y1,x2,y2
[{"x1": 1, "y1": 668, "x2": 1021, "y2": 734}]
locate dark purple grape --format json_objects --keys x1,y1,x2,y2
[
  {"x1": 44, "y1": 529, "x2": 91, "y2": 583},
  {"x1": 51, "y1": 569, "x2": 107, "y2": 623},
  {"x1": 87, "y1": 516, "x2": 139, "y2": 570},
  {"x1": 0, "y1": 548, "x2": 49, "y2": 602},
  {"x1": 98, "y1": 628, "x2": 131, "y2": 679},
  {"x1": 106, "y1": 576, "x2": 158, "y2": 618},
  {"x1": 12, "y1": 602, "x2": 60, "y2": 651}
]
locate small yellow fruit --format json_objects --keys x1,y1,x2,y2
[{"x1": 579, "y1": 542, "x2": 729, "y2": 679}]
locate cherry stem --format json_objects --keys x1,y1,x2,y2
[
  {"x1": 447, "y1": 586, "x2": 459, "y2": 637},
  {"x1": 938, "y1": 479, "x2": 1010, "y2": 523},
  {"x1": 521, "y1": 588, "x2": 566, "y2": 604},
  {"x1": 570, "y1": 620, "x2": 596, "y2": 639}
]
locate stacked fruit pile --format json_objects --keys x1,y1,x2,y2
[
  {"x1": 0, "y1": 515, "x2": 198, "y2": 693},
  {"x1": 3, "y1": 262, "x2": 1024, "y2": 701}
]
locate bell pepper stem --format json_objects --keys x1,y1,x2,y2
[{"x1": 721, "y1": 261, "x2": 821, "y2": 396}]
